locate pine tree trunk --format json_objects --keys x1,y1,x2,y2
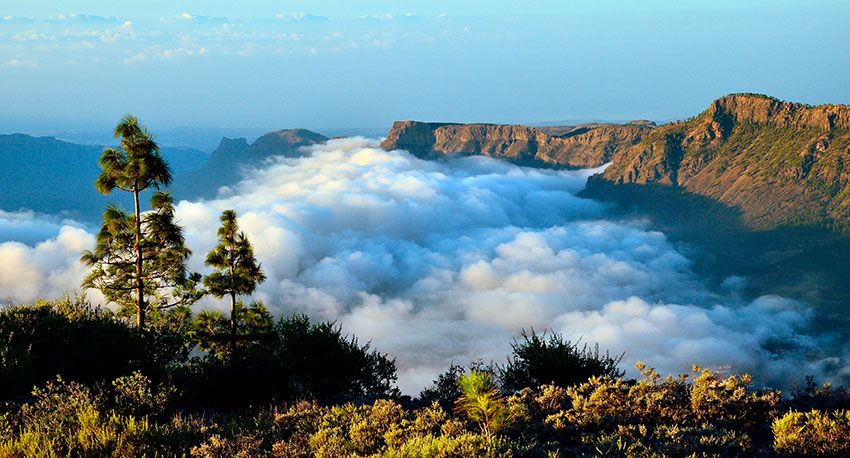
[
  {"x1": 230, "y1": 291, "x2": 237, "y2": 365},
  {"x1": 133, "y1": 184, "x2": 145, "y2": 330}
]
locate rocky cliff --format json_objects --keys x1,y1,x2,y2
[
  {"x1": 595, "y1": 94, "x2": 850, "y2": 231},
  {"x1": 380, "y1": 120, "x2": 653, "y2": 168}
]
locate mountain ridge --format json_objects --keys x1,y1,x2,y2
[
  {"x1": 596, "y1": 94, "x2": 850, "y2": 232},
  {"x1": 175, "y1": 128, "x2": 327, "y2": 199},
  {"x1": 381, "y1": 94, "x2": 850, "y2": 233},
  {"x1": 380, "y1": 120, "x2": 653, "y2": 168},
  {"x1": 0, "y1": 133, "x2": 207, "y2": 218}
]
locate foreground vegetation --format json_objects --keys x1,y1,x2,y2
[{"x1": 0, "y1": 297, "x2": 849, "y2": 457}]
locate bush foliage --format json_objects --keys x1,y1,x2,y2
[{"x1": 1, "y1": 297, "x2": 849, "y2": 456}]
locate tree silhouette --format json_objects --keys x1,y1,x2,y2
[
  {"x1": 82, "y1": 192, "x2": 201, "y2": 328},
  {"x1": 203, "y1": 210, "x2": 266, "y2": 362},
  {"x1": 88, "y1": 115, "x2": 173, "y2": 328},
  {"x1": 191, "y1": 300, "x2": 275, "y2": 360}
]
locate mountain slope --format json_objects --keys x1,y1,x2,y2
[
  {"x1": 595, "y1": 94, "x2": 850, "y2": 231},
  {"x1": 380, "y1": 120, "x2": 653, "y2": 168},
  {"x1": 0, "y1": 134, "x2": 207, "y2": 218},
  {"x1": 175, "y1": 129, "x2": 328, "y2": 199}
]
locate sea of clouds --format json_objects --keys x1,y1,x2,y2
[{"x1": 0, "y1": 138, "x2": 842, "y2": 392}]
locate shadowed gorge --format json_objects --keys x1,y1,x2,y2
[{"x1": 581, "y1": 180, "x2": 850, "y2": 337}]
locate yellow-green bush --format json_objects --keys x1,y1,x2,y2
[
  {"x1": 773, "y1": 409, "x2": 850, "y2": 456},
  {"x1": 2, "y1": 354, "x2": 849, "y2": 457},
  {"x1": 380, "y1": 433, "x2": 501, "y2": 458}
]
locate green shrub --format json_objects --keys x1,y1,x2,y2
[
  {"x1": 0, "y1": 376, "x2": 160, "y2": 457},
  {"x1": 276, "y1": 314, "x2": 399, "y2": 401},
  {"x1": 0, "y1": 296, "x2": 187, "y2": 401},
  {"x1": 185, "y1": 314, "x2": 399, "y2": 407},
  {"x1": 381, "y1": 433, "x2": 501, "y2": 458}
]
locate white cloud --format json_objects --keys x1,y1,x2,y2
[
  {"x1": 0, "y1": 226, "x2": 95, "y2": 305},
  {"x1": 273, "y1": 13, "x2": 330, "y2": 23},
  {"x1": 0, "y1": 138, "x2": 841, "y2": 392},
  {"x1": 5, "y1": 58, "x2": 36, "y2": 67}
]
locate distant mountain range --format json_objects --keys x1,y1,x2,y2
[
  {"x1": 0, "y1": 134, "x2": 207, "y2": 218},
  {"x1": 5, "y1": 93, "x2": 850, "y2": 235},
  {"x1": 0, "y1": 129, "x2": 327, "y2": 220}
]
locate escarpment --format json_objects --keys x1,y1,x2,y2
[
  {"x1": 383, "y1": 95, "x2": 850, "y2": 233},
  {"x1": 380, "y1": 120, "x2": 653, "y2": 168},
  {"x1": 596, "y1": 94, "x2": 850, "y2": 231}
]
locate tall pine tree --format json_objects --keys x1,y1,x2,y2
[
  {"x1": 203, "y1": 210, "x2": 266, "y2": 362},
  {"x1": 89, "y1": 115, "x2": 173, "y2": 328}
]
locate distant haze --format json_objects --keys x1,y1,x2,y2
[{"x1": 1, "y1": 0, "x2": 849, "y2": 135}]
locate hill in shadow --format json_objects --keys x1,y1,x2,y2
[{"x1": 582, "y1": 178, "x2": 850, "y2": 337}]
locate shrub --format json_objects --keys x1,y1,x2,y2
[
  {"x1": 773, "y1": 409, "x2": 850, "y2": 457},
  {"x1": 184, "y1": 314, "x2": 400, "y2": 407},
  {"x1": 112, "y1": 371, "x2": 174, "y2": 416},
  {"x1": 276, "y1": 314, "x2": 399, "y2": 402},
  {"x1": 500, "y1": 330, "x2": 623, "y2": 392},
  {"x1": 381, "y1": 433, "x2": 501, "y2": 458},
  {"x1": 556, "y1": 363, "x2": 780, "y2": 456},
  {"x1": 0, "y1": 296, "x2": 145, "y2": 400},
  {"x1": 0, "y1": 376, "x2": 161, "y2": 457},
  {"x1": 417, "y1": 364, "x2": 466, "y2": 411}
]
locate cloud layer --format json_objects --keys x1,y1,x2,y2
[
  {"x1": 0, "y1": 138, "x2": 839, "y2": 392},
  {"x1": 0, "y1": 11, "x2": 474, "y2": 68}
]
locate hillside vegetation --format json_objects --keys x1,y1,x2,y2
[{"x1": 0, "y1": 296, "x2": 849, "y2": 457}]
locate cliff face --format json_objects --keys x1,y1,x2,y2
[
  {"x1": 597, "y1": 94, "x2": 850, "y2": 231},
  {"x1": 380, "y1": 120, "x2": 653, "y2": 168}
]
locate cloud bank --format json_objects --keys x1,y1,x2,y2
[{"x1": 0, "y1": 138, "x2": 839, "y2": 392}]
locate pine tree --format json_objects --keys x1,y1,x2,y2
[
  {"x1": 455, "y1": 371, "x2": 511, "y2": 445},
  {"x1": 203, "y1": 210, "x2": 266, "y2": 362},
  {"x1": 89, "y1": 115, "x2": 173, "y2": 328},
  {"x1": 82, "y1": 192, "x2": 201, "y2": 328}
]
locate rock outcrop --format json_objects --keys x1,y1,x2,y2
[
  {"x1": 380, "y1": 120, "x2": 653, "y2": 168},
  {"x1": 594, "y1": 94, "x2": 850, "y2": 231}
]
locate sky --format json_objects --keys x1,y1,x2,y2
[{"x1": 1, "y1": 0, "x2": 849, "y2": 133}]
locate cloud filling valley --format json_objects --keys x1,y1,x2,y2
[{"x1": 0, "y1": 138, "x2": 840, "y2": 392}]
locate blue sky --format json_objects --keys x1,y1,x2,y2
[{"x1": 1, "y1": 1, "x2": 849, "y2": 133}]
